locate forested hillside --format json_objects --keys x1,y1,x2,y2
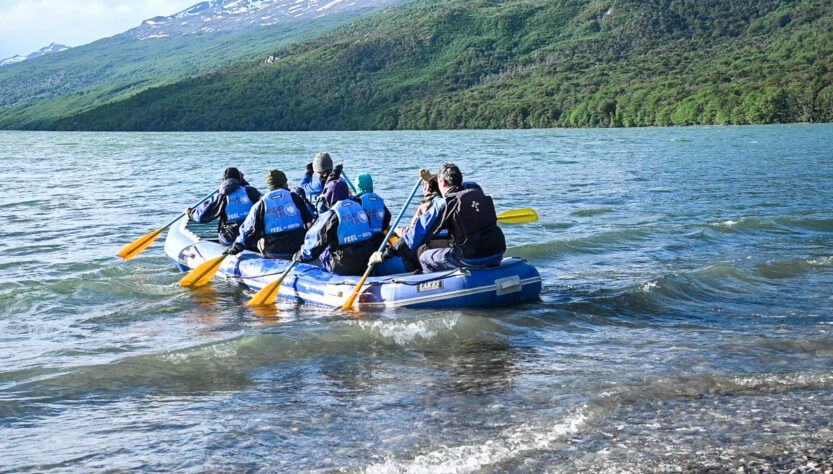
[
  {"x1": 8, "y1": 0, "x2": 833, "y2": 130},
  {"x1": 0, "y1": 11, "x2": 380, "y2": 129}
]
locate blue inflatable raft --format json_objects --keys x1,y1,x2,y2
[{"x1": 164, "y1": 217, "x2": 541, "y2": 309}]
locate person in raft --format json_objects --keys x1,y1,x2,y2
[
  {"x1": 187, "y1": 167, "x2": 262, "y2": 246},
  {"x1": 292, "y1": 179, "x2": 377, "y2": 276},
  {"x1": 300, "y1": 152, "x2": 351, "y2": 211},
  {"x1": 396, "y1": 171, "x2": 450, "y2": 248},
  {"x1": 354, "y1": 173, "x2": 392, "y2": 248},
  {"x1": 225, "y1": 170, "x2": 315, "y2": 258},
  {"x1": 368, "y1": 163, "x2": 506, "y2": 273}
]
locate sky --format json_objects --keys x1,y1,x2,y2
[{"x1": 0, "y1": 0, "x2": 198, "y2": 59}]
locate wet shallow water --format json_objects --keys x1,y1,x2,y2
[{"x1": 1, "y1": 125, "x2": 832, "y2": 471}]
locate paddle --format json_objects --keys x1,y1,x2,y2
[
  {"x1": 246, "y1": 260, "x2": 297, "y2": 306},
  {"x1": 340, "y1": 171, "x2": 359, "y2": 194},
  {"x1": 179, "y1": 254, "x2": 228, "y2": 288},
  {"x1": 118, "y1": 191, "x2": 217, "y2": 260},
  {"x1": 497, "y1": 208, "x2": 538, "y2": 224},
  {"x1": 341, "y1": 176, "x2": 424, "y2": 311}
]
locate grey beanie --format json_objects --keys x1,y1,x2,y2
[{"x1": 312, "y1": 152, "x2": 333, "y2": 173}]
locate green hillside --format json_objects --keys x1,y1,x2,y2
[
  {"x1": 8, "y1": 0, "x2": 833, "y2": 130},
  {"x1": 0, "y1": 11, "x2": 375, "y2": 129}
]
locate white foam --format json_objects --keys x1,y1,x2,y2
[
  {"x1": 709, "y1": 220, "x2": 737, "y2": 227},
  {"x1": 639, "y1": 281, "x2": 658, "y2": 293},
  {"x1": 365, "y1": 409, "x2": 589, "y2": 473},
  {"x1": 354, "y1": 316, "x2": 459, "y2": 345}
]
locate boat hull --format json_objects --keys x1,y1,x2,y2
[{"x1": 164, "y1": 217, "x2": 541, "y2": 309}]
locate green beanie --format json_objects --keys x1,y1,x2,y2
[
  {"x1": 266, "y1": 169, "x2": 287, "y2": 189},
  {"x1": 357, "y1": 173, "x2": 373, "y2": 194}
]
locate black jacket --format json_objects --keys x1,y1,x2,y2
[{"x1": 189, "y1": 178, "x2": 262, "y2": 244}]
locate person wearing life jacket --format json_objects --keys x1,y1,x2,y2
[
  {"x1": 369, "y1": 163, "x2": 506, "y2": 273},
  {"x1": 396, "y1": 171, "x2": 450, "y2": 247},
  {"x1": 292, "y1": 184, "x2": 377, "y2": 276},
  {"x1": 318, "y1": 163, "x2": 351, "y2": 213},
  {"x1": 300, "y1": 152, "x2": 351, "y2": 211},
  {"x1": 354, "y1": 173, "x2": 391, "y2": 248},
  {"x1": 187, "y1": 167, "x2": 261, "y2": 245},
  {"x1": 225, "y1": 170, "x2": 315, "y2": 258}
]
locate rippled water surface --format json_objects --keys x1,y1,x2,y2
[{"x1": 1, "y1": 125, "x2": 832, "y2": 472}]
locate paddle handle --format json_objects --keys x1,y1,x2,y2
[{"x1": 164, "y1": 190, "x2": 218, "y2": 229}]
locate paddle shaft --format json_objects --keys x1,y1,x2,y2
[
  {"x1": 342, "y1": 178, "x2": 423, "y2": 310},
  {"x1": 341, "y1": 171, "x2": 359, "y2": 194},
  {"x1": 167, "y1": 191, "x2": 218, "y2": 229}
]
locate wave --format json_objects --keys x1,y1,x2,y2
[
  {"x1": 1, "y1": 313, "x2": 506, "y2": 401},
  {"x1": 775, "y1": 217, "x2": 833, "y2": 233},
  {"x1": 706, "y1": 218, "x2": 776, "y2": 232},
  {"x1": 363, "y1": 369, "x2": 833, "y2": 473},
  {"x1": 572, "y1": 207, "x2": 616, "y2": 217},
  {"x1": 507, "y1": 227, "x2": 655, "y2": 259},
  {"x1": 705, "y1": 217, "x2": 833, "y2": 234},
  {"x1": 549, "y1": 256, "x2": 831, "y2": 322}
]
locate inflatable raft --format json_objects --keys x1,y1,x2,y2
[{"x1": 164, "y1": 217, "x2": 541, "y2": 309}]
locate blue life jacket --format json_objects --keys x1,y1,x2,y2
[
  {"x1": 262, "y1": 189, "x2": 304, "y2": 235},
  {"x1": 224, "y1": 186, "x2": 254, "y2": 222},
  {"x1": 332, "y1": 200, "x2": 373, "y2": 246},
  {"x1": 359, "y1": 193, "x2": 386, "y2": 235}
]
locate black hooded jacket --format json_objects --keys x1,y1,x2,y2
[{"x1": 188, "y1": 178, "x2": 262, "y2": 244}]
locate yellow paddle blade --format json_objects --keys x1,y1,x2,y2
[
  {"x1": 247, "y1": 278, "x2": 283, "y2": 307},
  {"x1": 247, "y1": 261, "x2": 296, "y2": 306},
  {"x1": 342, "y1": 265, "x2": 373, "y2": 311},
  {"x1": 118, "y1": 227, "x2": 166, "y2": 260},
  {"x1": 497, "y1": 208, "x2": 538, "y2": 224},
  {"x1": 180, "y1": 255, "x2": 227, "y2": 288}
]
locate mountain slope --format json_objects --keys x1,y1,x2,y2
[
  {"x1": 8, "y1": 0, "x2": 833, "y2": 130},
  {"x1": 0, "y1": 0, "x2": 403, "y2": 129}
]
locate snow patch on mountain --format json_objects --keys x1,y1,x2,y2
[
  {"x1": 0, "y1": 43, "x2": 70, "y2": 67},
  {"x1": 127, "y1": 0, "x2": 404, "y2": 40}
]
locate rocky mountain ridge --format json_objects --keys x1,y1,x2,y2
[
  {"x1": 0, "y1": 43, "x2": 70, "y2": 67},
  {"x1": 126, "y1": 0, "x2": 404, "y2": 39}
]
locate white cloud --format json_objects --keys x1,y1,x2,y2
[{"x1": 0, "y1": 0, "x2": 197, "y2": 59}]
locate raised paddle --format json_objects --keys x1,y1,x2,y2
[
  {"x1": 179, "y1": 254, "x2": 228, "y2": 288},
  {"x1": 118, "y1": 191, "x2": 217, "y2": 260},
  {"x1": 246, "y1": 260, "x2": 297, "y2": 306},
  {"x1": 497, "y1": 208, "x2": 538, "y2": 224},
  {"x1": 341, "y1": 175, "x2": 424, "y2": 311},
  {"x1": 340, "y1": 171, "x2": 359, "y2": 194}
]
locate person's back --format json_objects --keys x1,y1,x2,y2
[
  {"x1": 441, "y1": 182, "x2": 505, "y2": 262},
  {"x1": 372, "y1": 163, "x2": 505, "y2": 273},
  {"x1": 226, "y1": 170, "x2": 314, "y2": 258},
  {"x1": 295, "y1": 193, "x2": 376, "y2": 275},
  {"x1": 188, "y1": 167, "x2": 261, "y2": 245},
  {"x1": 355, "y1": 173, "x2": 391, "y2": 249}
]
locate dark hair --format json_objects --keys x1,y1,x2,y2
[
  {"x1": 223, "y1": 167, "x2": 242, "y2": 181},
  {"x1": 438, "y1": 162, "x2": 463, "y2": 187}
]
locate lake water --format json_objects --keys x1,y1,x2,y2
[{"x1": 1, "y1": 125, "x2": 832, "y2": 472}]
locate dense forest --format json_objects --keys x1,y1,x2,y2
[{"x1": 6, "y1": 0, "x2": 833, "y2": 130}]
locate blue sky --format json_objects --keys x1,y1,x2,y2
[{"x1": 0, "y1": 0, "x2": 196, "y2": 59}]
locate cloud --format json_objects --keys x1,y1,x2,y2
[{"x1": 0, "y1": 0, "x2": 196, "y2": 59}]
